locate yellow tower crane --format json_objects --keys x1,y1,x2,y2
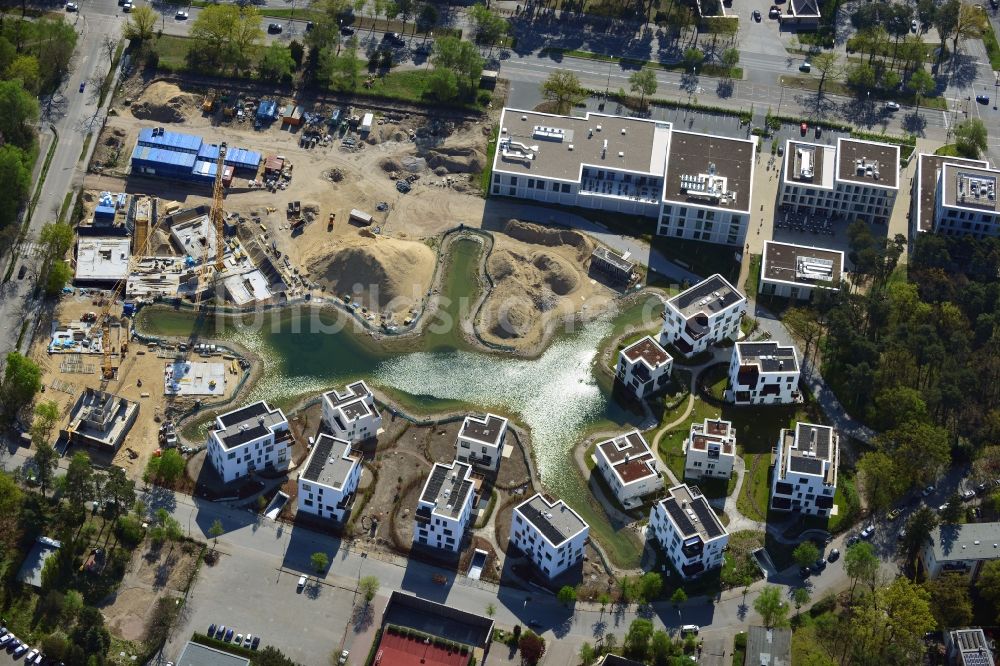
[{"x1": 212, "y1": 143, "x2": 228, "y2": 274}]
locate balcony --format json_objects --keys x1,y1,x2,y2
[
  {"x1": 414, "y1": 506, "x2": 432, "y2": 524},
  {"x1": 683, "y1": 314, "x2": 710, "y2": 341}
]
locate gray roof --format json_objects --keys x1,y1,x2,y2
[
  {"x1": 592, "y1": 246, "x2": 634, "y2": 274},
  {"x1": 761, "y1": 241, "x2": 844, "y2": 289},
  {"x1": 175, "y1": 642, "x2": 251, "y2": 666},
  {"x1": 836, "y1": 138, "x2": 899, "y2": 189},
  {"x1": 916, "y1": 153, "x2": 990, "y2": 232},
  {"x1": 736, "y1": 341, "x2": 798, "y2": 373},
  {"x1": 300, "y1": 434, "x2": 359, "y2": 490},
  {"x1": 664, "y1": 131, "x2": 755, "y2": 213},
  {"x1": 420, "y1": 461, "x2": 475, "y2": 519},
  {"x1": 746, "y1": 626, "x2": 792, "y2": 666},
  {"x1": 323, "y1": 381, "x2": 378, "y2": 423},
  {"x1": 659, "y1": 484, "x2": 727, "y2": 542},
  {"x1": 516, "y1": 493, "x2": 588, "y2": 547},
  {"x1": 941, "y1": 163, "x2": 1000, "y2": 212},
  {"x1": 460, "y1": 413, "x2": 508, "y2": 446},
  {"x1": 790, "y1": 0, "x2": 820, "y2": 16},
  {"x1": 213, "y1": 401, "x2": 285, "y2": 449},
  {"x1": 948, "y1": 628, "x2": 996, "y2": 666},
  {"x1": 669, "y1": 274, "x2": 745, "y2": 319},
  {"x1": 17, "y1": 536, "x2": 61, "y2": 588},
  {"x1": 927, "y1": 522, "x2": 1000, "y2": 564},
  {"x1": 383, "y1": 591, "x2": 495, "y2": 650}
]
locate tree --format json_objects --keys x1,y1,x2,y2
[
  {"x1": 844, "y1": 541, "x2": 879, "y2": 598},
  {"x1": 0, "y1": 144, "x2": 31, "y2": 229},
  {"x1": 916, "y1": 0, "x2": 937, "y2": 29},
  {"x1": 649, "y1": 630, "x2": 674, "y2": 666},
  {"x1": 311, "y1": 551, "x2": 329, "y2": 573},
  {"x1": 359, "y1": 574, "x2": 379, "y2": 601},
  {"x1": 0, "y1": 351, "x2": 41, "y2": 421},
  {"x1": 935, "y1": 0, "x2": 961, "y2": 53},
  {"x1": 902, "y1": 506, "x2": 939, "y2": 564},
  {"x1": 683, "y1": 47, "x2": 705, "y2": 71},
  {"x1": 955, "y1": 118, "x2": 988, "y2": 158},
  {"x1": 0, "y1": 471, "x2": 22, "y2": 558},
  {"x1": 978, "y1": 559, "x2": 1000, "y2": 614},
  {"x1": 144, "y1": 449, "x2": 185, "y2": 486},
  {"x1": 753, "y1": 585, "x2": 789, "y2": 628},
  {"x1": 792, "y1": 586, "x2": 811, "y2": 614},
  {"x1": 670, "y1": 587, "x2": 687, "y2": 605},
  {"x1": 64, "y1": 452, "x2": 94, "y2": 509},
  {"x1": 793, "y1": 541, "x2": 820, "y2": 568},
  {"x1": 557, "y1": 585, "x2": 577, "y2": 606},
  {"x1": 973, "y1": 446, "x2": 1000, "y2": 485},
  {"x1": 926, "y1": 573, "x2": 973, "y2": 628},
  {"x1": 518, "y1": 630, "x2": 545, "y2": 665},
  {"x1": 579, "y1": 642, "x2": 596, "y2": 666},
  {"x1": 288, "y1": 40, "x2": 304, "y2": 68},
  {"x1": 103, "y1": 466, "x2": 135, "y2": 526},
  {"x1": 940, "y1": 494, "x2": 964, "y2": 523},
  {"x1": 721, "y1": 47, "x2": 740, "y2": 73},
  {"x1": 846, "y1": 62, "x2": 877, "y2": 89},
  {"x1": 258, "y1": 43, "x2": 295, "y2": 82},
  {"x1": 950, "y1": 2, "x2": 986, "y2": 58},
  {"x1": 878, "y1": 421, "x2": 951, "y2": 486},
  {"x1": 39, "y1": 221, "x2": 74, "y2": 260},
  {"x1": 7, "y1": 54, "x2": 40, "y2": 95},
  {"x1": 427, "y1": 66, "x2": 458, "y2": 101},
  {"x1": 189, "y1": 5, "x2": 263, "y2": 75},
  {"x1": 255, "y1": 646, "x2": 298, "y2": 666},
  {"x1": 0, "y1": 77, "x2": 39, "y2": 149},
  {"x1": 541, "y1": 71, "x2": 586, "y2": 114},
  {"x1": 468, "y1": 3, "x2": 507, "y2": 48},
  {"x1": 485, "y1": 602, "x2": 495, "y2": 617},
  {"x1": 431, "y1": 36, "x2": 483, "y2": 94},
  {"x1": 629, "y1": 68, "x2": 657, "y2": 108},
  {"x1": 123, "y1": 4, "x2": 158, "y2": 42},
  {"x1": 857, "y1": 451, "x2": 904, "y2": 514},
  {"x1": 61, "y1": 588, "x2": 84, "y2": 625},
  {"x1": 907, "y1": 68, "x2": 936, "y2": 112},
  {"x1": 45, "y1": 260, "x2": 72, "y2": 296},
  {"x1": 638, "y1": 572, "x2": 663, "y2": 602},
  {"x1": 850, "y1": 577, "x2": 935, "y2": 662},
  {"x1": 320, "y1": 40, "x2": 361, "y2": 91},
  {"x1": 624, "y1": 617, "x2": 654, "y2": 660},
  {"x1": 811, "y1": 52, "x2": 841, "y2": 94},
  {"x1": 32, "y1": 441, "x2": 58, "y2": 497},
  {"x1": 209, "y1": 519, "x2": 224, "y2": 548},
  {"x1": 30, "y1": 399, "x2": 59, "y2": 447}
]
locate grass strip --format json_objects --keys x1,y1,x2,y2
[
  {"x1": 779, "y1": 74, "x2": 948, "y2": 110},
  {"x1": 79, "y1": 132, "x2": 92, "y2": 164},
  {"x1": 97, "y1": 40, "x2": 125, "y2": 107},
  {"x1": 3, "y1": 127, "x2": 58, "y2": 283},
  {"x1": 984, "y1": 22, "x2": 1000, "y2": 70}
]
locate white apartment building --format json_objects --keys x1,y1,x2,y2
[
  {"x1": 683, "y1": 418, "x2": 736, "y2": 481},
  {"x1": 771, "y1": 422, "x2": 839, "y2": 517},
  {"x1": 455, "y1": 413, "x2": 508, "y2": 473},
  {"x1": 593, "y1": 431, "x2": 662, "y2": 508},
  {"x1": 649, "y1": 484, "x2": 729, "y2": 579},
  {"x1": 912, "y1": 153, "x2": 1000, "y2": 239},
  {"x1": 297, "y1": 434, "x2": 362, "y2": 522},
  {"x1": 659, "y1": 274, "x2": 746, "y2": 356},
  {"x1": 726, "y1": 341, "x2": 801, "y2": 405},
  {"x1": 920, "y1": 522, "x2": 1000, "y2": 580},
  {"x1": 490, "y1": 108, "x2": 757, "y2": 247},
  {"x1": 321, "y1": 381, "x2": 382, "y2": 443},
  {"x1": 207, "y1": 401, "x2": 292, "y2": 484},
  {"x1": 759, "y1": 241, "x2": 845, "y2": 301},
  {"x1": 510, "y1": 493, "x2": 589, "y2": 579},
  {"x1": 414, "y1": 460, "x2": 477, "y2": 553},
  {"x1": 779, "y1": 137, "x2": 900, "y2": 225},
  {"x1": 615, "y1": 335, "x2": 673, "y2": 400}
]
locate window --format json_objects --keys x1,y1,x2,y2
[
  {"x1": 511, "y1": 176, "x2": 518, "y2": 186},
  {"x1": 527, "y1": 179, "x2": 535, "y2": 188},
  {"x1": 552, "y1": 182, "x2": 559, "y2": 191},
  {"x1": 561, "y1": 183, "x2": 570, "y2": 193}
]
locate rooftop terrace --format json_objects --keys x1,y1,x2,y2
[
  {"x1": 762, "y1": 241, "x2": 844, "y2": 288},
  {"x1": 516, "y1": 493, "x2": 588, "y2": 547},
  {"x1": 597, "y1": 431, "x2": 659, "y2": 484}
]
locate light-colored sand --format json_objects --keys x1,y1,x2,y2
[{"x1": 129, "y1": 82, "x2": 199, "y2": 123}]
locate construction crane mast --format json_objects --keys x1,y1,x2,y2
[{"x1": 212, "y1": 143, "x2": 228, "y2": 273}]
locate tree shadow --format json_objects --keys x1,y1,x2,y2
[
  {"x1": 901, "y1": 111, "x2": 928, "y2": 136},
  {"x1": 717, "y1": 79, "x2": 734, "y2": 98}
]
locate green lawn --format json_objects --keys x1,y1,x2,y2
[
  {"x1": 657, "y1": 395, "x2": 723, "y2": 480},
  {"x1": 721, "y1": 530, "x2": 765, "y2": 587},
  {"x1": 983, "y1": 22, "x2": 1000, "y2": 70},
  {"x1": 935, "y1": 143, "x2": 961, "y2": 156},
  {"x1": 744, "y1": 253, "x2": 761, "y2": 295},
  {"x1": 779, "y1": 74, "x2": 948, "y2": 111},
  {"x1": 649, "y1": 236, "x2": 740, "y2": 285},
  {"x1": 153, "y1": 34, "x2": 197, "y2": 70}
]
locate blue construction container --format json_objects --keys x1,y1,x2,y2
[
  {"x1": 137, "y1": 127, "x2": 203, "y2": 153},
  {"x1": 132, "y1": 127, "x2": 257, "y2": 181},
  {"x1": 256, "y1": 99, "x2": 278, "y2": 121}
]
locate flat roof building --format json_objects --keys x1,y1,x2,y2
[
  {"x1": 912, "y1": 153, "x2": 1000, "y2": 239},
  {"x1": 660, "y1": 274, "x2": 746, "y2": 356},
  {"x1": 321, "y1": 381, "x2": 382, "y2": 443},
  {"x1": 727, "y1": 341, "x2": 801, "y2": 406},
  {"x1": 297, "y1": 434, "x2": 362, "y2": 522},
  {"x1": 590, "y1": 246, "x2": 635, "y2": 285},
  {"x1": 616, "y1": 335, "x2": 673, "y2": 400},
  {"x1": 771, "y1": 422, "x2": 839, "y2": 517},
  {"x1": 684, "y1": 418, "x2": 736, "y2": 481},
  {"x1": 380, "y1": 591, "x2": 495, "y2": 665},
  {"x1": 75, "y1": 237, "x2": 131, "y2": 284},
  {"x1": 207, "y1": 401, "x2": 292, "y2": 483},
  {"x1": 174, "y1": 642, "x2": 251, "y2": 666},
  {"x1": 62, "y1": 388, "x2": 139, "y2": 452},
  {"x1": 745, "y1": 626, "x2": 792, "y2": 666},
  {"x1": 456, "y1": 413, "x2": 508, "y2": 472},
  {"x1": 649, "y1": 483, "x2": 728, "y2": 578},
  {"x1": 920, "y1": 522, "x2": 1000, "y2": 580},
  {"x1": 759, "y1": 241, "x2": 844, "y2": 301},
  {"x1": 945, "y1": 628, "x2": 996, "y2": 666},
  {"x1": 594, "y1": 430, "x2": 662, "y2": 508},
  {"x1": 510, "y1": 493, "x2": 589, "y2": 579},
  {"x1": 414, "y1": 460, "x2": 477, "y2": 552}
]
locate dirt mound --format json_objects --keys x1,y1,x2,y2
[
  {"x1": 131, "y1": 82, "x2": 198, "y2": 123},
  {"x1": 503, "y1": 220, "x2": 594, "y2": 260},
  {"x1": 306, "y1": 237, "x2": 435, "y2": 317},
  {"x1": 532, "y1": 253, "x2": 578, "y2": 295},
  {"x1": 424, "y1": 145, "x2": 486, "y2": 174},
  {"x1": 380, "y1": 157, "x2": 403, "y2": 173},
  {"x1": 489, "y1": 296, "x2": 533, "y2": 339}
]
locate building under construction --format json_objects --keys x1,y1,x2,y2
[{"x1": 61, "y1": 388, "x2": 139, "y2": 452}]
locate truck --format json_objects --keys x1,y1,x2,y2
[
  {"x1": 349, "y1": 209, "x2": 373, "y2": 226},
  {"x1": 360, "y1": 112, "x2": 374, "y2": 134}
]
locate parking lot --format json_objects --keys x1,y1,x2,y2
[{"x1": 164, "y1": 546, "x2": 365, "y2": 665}]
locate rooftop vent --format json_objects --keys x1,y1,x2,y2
[
  {"x1": 521, "y1": 115, "x2": 527, "y2": 121},
  {"x1": 596, "y1": 125, "x2": 602, "y2": 131},
  {"x1": 621, "y1": 128, "x2": 627, "y2": 135},
  {"x1": 568, "y1": 144, "x2": 574, "y2": 151},
  {"x1": 618, "y1": 151, "x2": 624, "y2": 159}
]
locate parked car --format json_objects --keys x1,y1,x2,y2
[
  {"x1": 887, "y1": 508, "x2": 902, "y2": 520},
  {"x1": 860, "y1": 525, "x2": 875, "y2": 539},
  {"x1": 911, "y1": 19, "x2": 918, "y2": 31},
  {"x1": 215, "y1": 626, "x2": 226, "y2": 639},
  {"x1": 752, "y1": 9, "x2": 761, "y2": 20},
  {"x1": 267, "y1": 22, "x2": 283, "y2": 33},
  {"x1": 922, "y1": 485, "x2": 935, "y2": 497},
  {"x1": 681, "y1": 625, "x2": 699, "y2": 636},
  {"x1": 340, "y1": 26, "x2": 355, "y2": 35},
  {"x1": 338, "y1": 650, "x2": 350, "y2": 665},
  {"x1": 961, "y1": 489, "x2": 976, "y2": 501},
  {"x1": 768, "y1": 6, "x2": 780, "y2": 17},
  {"x1": 65, "y1": 2, "x2": 78, "y2": 11},
  {"x1": 26, "y1": 649, "x2": 40, "y2": 662},
  {"x1": 244, "y1": 635, "x2": 253, "y2": 648},
  {"x1": 305, "y1": 21, "x2": 314, "y2": 31},
  {"x1": 235, "y1": 634, "x2": 243, "y2": 646},
  {"x1": 977, "y1": 483, "x2": 989, "y2": 494},
  {"x1": 79, "y1": 82, "x2": 85, "y2": 93},
  {"x1": 224, "y1": 628, "x2": 234, "y2": 642},
  {"x1": 799, "y1": 61, "x2": 811, "y2": 72},
  {"x1": 297, "y1": 575, "x2": 307, "y2": 591},
  {"x1": 800, "y1": 122, "x2": 808, "y2": 135},
  {"x1": 208, "y1": 624, "x2": 216, "y2": 637},
  {"x1": 799, "y1": 566, "x2": 812, "y2": 578},
  {"x1": 813, "y1": 558, "x2": 827, "y2": 572},
  {"x1": 977, "y1": 94, "x2": 991, "y2": 104},
  {"x1": 251, "y1": 636, "x2": 260, "y2": 650},
  {"x1": 847, "y1": 535, "x2": 860, "y2": 547},
  {"x1": 828, "y1": 548, "x2": 841, "y2": 562},
  {"x1": 122, "y1": 2, "x2": 133, "y2": 11},
  {"x1": 175, "y1": 10, "x2": 188, "y2": 19},
  {"x1": 0, "y1": 634, "x2": 10, "y2": 647},
  {"x1": 885, "y1": 101, "x2": 901, "y2": 111},
  {"x1": 13, "y1": 644, "x2": 28, "y2": 658},
  {"x1": 938, "y1": 503, "x2": 949, "y2": 512}
]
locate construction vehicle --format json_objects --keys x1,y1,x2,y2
[
  {"x1": 327, "y1": 213, "x2": 335, "y2": 231},
  {"x1": 202, "y1": 92, "x2": 216, "y2": 113}
]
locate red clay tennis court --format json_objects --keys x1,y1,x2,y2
[{"x1": 371, "y1": 630, "x2": 471, "y2": 666}]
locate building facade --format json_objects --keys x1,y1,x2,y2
[
  {"x1": 297, "y1": 434, "x2": 362, "y2": 522},
  {"x1": 759, "y1": 240, "x2": 845, "y2": 301},
  {"x1": 778, "y1": 137, "x2": 900, "y2": 224},
  {"x1": 207, "y1": 401, "x2": 292, "y2": 484},
  {"x1": 920, "y1": 522, "x2": 1000, "y2": 580},
  {"x1": 594, "y1": 431, "x2": 662, "y2": 508},
  {"x1": 726, "y1": 341, "x2": 801, "y2": 405},
  {"x1": 659, "y1": 274, "x2": 746, "y2": 356},
  {"x1": 321, "y1": 381, "x2": 382, "y2": 443},
  {"x1": 510, "y1": 493, "x2": 589, "y2": 579},
  {"x1": 771, "y1": 422, "x2": 839, "y2": 517},
  {"x1": 649, "y1": 484, "x2": 729, "y2": 579},
  {"x1": 455, "y1": 413, "x2": 509, "y2": 472},
  {"x1": 616, "y1": 335, "x2": 673, "y2": 400},
  {"x1": 683, "y1": 418, "x2": 736, "y2": 481},
  {"x1": 414, "y1": 460, "x2": 476, "y2": 553},
  {"x1": 912, "y1": 153, "x2": 1000, "y2": 239},
  {"x1": 490, "y1": 108, "x2": 756, "y2": 247}
]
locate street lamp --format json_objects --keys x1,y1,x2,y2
[{"x1": 605, "y1": 55, "x2": 614, "y2": 98}]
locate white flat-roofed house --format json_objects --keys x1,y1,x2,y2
[
  {"x1": 207, "y1": 401, "x2": 291, "y2": 484},
  {"x1": 490, "y1": 108, "x2": 757, "y2": 247},
  {"x1": 321, "y1": 381, "x2": 382, "y2": 443},
  {"x1": 616, "y1": 336, "x2": 673, "y2": 399},
  {"x1": 771, "y1": 422, "x2": 839, "y2": 517},
  {"x1": 297, "y1": 434, "x2": 362, "y2": 522},
  {"x1": 911, "y1": 153, "x2": 1000, "y2": 240},
  {"x1": 456, "y1": 413, "x2": 508, "y2": 472},
  {"x1": 659, "y1": 274, "x2": 746, "y2": 357},
  {"x1": 919, "y1": 522, "x2": 1000, "y2": 580},
  {"x1": 594, "y1": 431, "x2": 662, "y2": 508},
  {"x1": 779, "y1": 138, "x2": 900, "y2": 225},
  {"x1": 759, "y1": 241, "x2": 845, "y2": 301},
  {"x1": 649, "y1": 483, "x2": 729, "y2": 579},
  {"x1": 510, "y1": 493, "x2": 589, "y2": 579},
  {"x1": 74, "y1": 237, "x2": 131, "y2": 285},
  {"x1": 683, "y1": 418, "x2": 736, "y2": 480},
  {"x1": 726, "y1": 341, "x2": 801, "y2": 405},
  {"x1": 414, "y1": 460, "x2": 477, "y2": 553}
]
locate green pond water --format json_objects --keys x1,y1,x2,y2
[{"x1": 138, "y1": 239, "x2": 665, "y2": 566}]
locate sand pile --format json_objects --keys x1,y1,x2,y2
[
  {"x1": 503, "y1": 220, "x2": 594, "y2": 260},
  {"x1": 130, "y1": 82, "x2": 198, "y2": 123},
  {"x1": 306, "y1": 237, "x2": 435, "y2": 317},
  {"x1": 483, "y1": 247, "x2": 580, "y2": 340},
  {"x1": 424, "y1": 146, "x2": 486, "y2": 173}
]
